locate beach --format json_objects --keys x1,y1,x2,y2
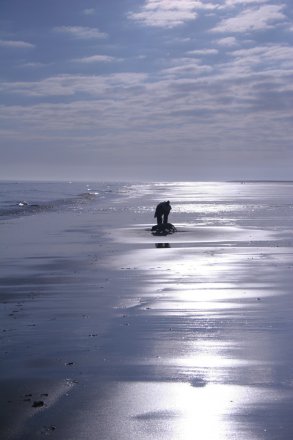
[{"x1": 1, "y1": 181, "x2": 293, "y2": 439}]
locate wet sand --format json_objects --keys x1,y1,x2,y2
[{"x1": 1, "y1": 182, "x2": 293, "y2": 439}]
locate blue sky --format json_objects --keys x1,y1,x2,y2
[{"x1": 0, "y1": 0, "x2": 293, "y2": 181}]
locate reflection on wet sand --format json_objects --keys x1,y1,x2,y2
[
  {"x1": 3, "y1": 182, "x2": 293, "y2": 440},
  {"x1": 101, "y1": 238, "x2": 293, "y2": 439},
  {"x1": 102, "y1": 182, "x2": 293, "y2": 440},
  {"x1": 98, "y1": 381, "x2": 286, "y2": 440}
]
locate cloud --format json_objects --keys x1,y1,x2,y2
[
  {"x1": 128, "y1": 0, "x2": 217, "y2": 28},
  {"x1": 1, "y1": 78, "x2": 292, "y2": 169},
  {"x1": 225, "y1": 0, "x2": 268, "y2": 5},
  {"x1": 231, "y1": 44, "x2": 293, "y2": 66},
  {"x1": 215, "y1": 36, "x2": 238, "y2": 47},
  {"x1": 160, "y1": 58, "x2": 213, "y2": 77},
  {"x1": 53, "y1": 26, "x2": 107, "y2": 39},
  {"x1": 82, "y1": 8, "x2": 96, "y2": 16},
  {"x1": 72, "y1": 55, "x2": 117, "y2": 63},
  {"x1": 1, "y1": 52, "x2": 293, "y2": 174},
  {"x1": 0, "y1": 39, "x2": 35, "y2": 48},
  {"x1": 187, "y1": 48, "x2": 218, "y2": 55},
  {"x1": 212, "y1": 4, "x2": 286, "y2": 33},
  {"x1": 0, "y1": 73, "x2": 148, "y2": 97}
]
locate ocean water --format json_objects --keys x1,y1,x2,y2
[
  {"x1": 1, "y1": 180, "x2": 293, "y2": 232},
  {"x1": 0, "y1": 181, "x2": 125, "y2": 219}
]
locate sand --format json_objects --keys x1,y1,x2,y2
[{"x1": 1, "y1": 181, "x2": 293, "y2": 439}]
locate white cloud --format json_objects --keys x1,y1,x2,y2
[
  {"x1": 53, "y1": 26, "x2": 107, "y2": 39},
  {"x1": 215, "y1": 36, "x2": 238, "y2": 46},
  {"x1": 1, "y1": 53, "x2": 293, "y2": 172},
  {"x1": 73, "y1": 55, "x2": 116, "y2": 63},
  {"x1": 1, "y1": 73, "x2": 292, "y2": 168},
  {"x1": 0, "y1": 39, "x2": 35, "y2": 48},
  {"x1": 128, "y1": 0, "x2": 217, "y2": 28},
  {"x1": 187, "y1": 48, "x2": 218, "y2": 55},
  {"x1": 212, "y1": 4, "x2": 286, "y2": 33},
  {"x1": 225, "y1": 0, "x2": 268, "y2": 5},
  {"x1": 231, "y1": 44, "x2": 293, "y2": 65},
  {"x1": 160, "y1": 58, "x2": 213, "y2": 77},
  {"x1": 0, "y1": 73, "x2": 148, "y2": 97}
]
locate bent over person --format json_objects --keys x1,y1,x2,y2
[{"x1": 154, "y1": 200, "x2": 172, "y2": 225}]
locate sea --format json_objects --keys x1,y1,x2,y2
[
  {"x1": 1, "y1": 180, "x2": 293, "y2": 232},
  {"x1": 0, "y1": 181, "x2": 122, "y2": 220}
]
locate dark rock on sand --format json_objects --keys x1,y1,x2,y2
[
  {"x1": 151, "y1": 223, "x2": 177, "y2": 235},
  {"x1": 32, "y1": 400, "x2": 44, "y2": 408}
]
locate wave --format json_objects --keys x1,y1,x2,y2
[
  {"x1": 0, "y1": 188, "x2": 102, "y2": 220},
  {"x1": 0, "y1": 181, "x2": 140, "y2": 220}
]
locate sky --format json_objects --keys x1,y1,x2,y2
[{"x1": 0, "y1": 0, "x2": 293, "y2": 181}]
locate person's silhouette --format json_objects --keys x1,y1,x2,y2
[{"x1": 154, "y1": 201, "x2": 171, "y2": 225}]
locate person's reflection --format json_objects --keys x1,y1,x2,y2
[{"x1": 155, "y1": 243, "x2": 171, "y2": 248}]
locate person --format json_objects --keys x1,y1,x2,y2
[{"x1": 154, "y1": 200, "x2": 171, "y2": 225}]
